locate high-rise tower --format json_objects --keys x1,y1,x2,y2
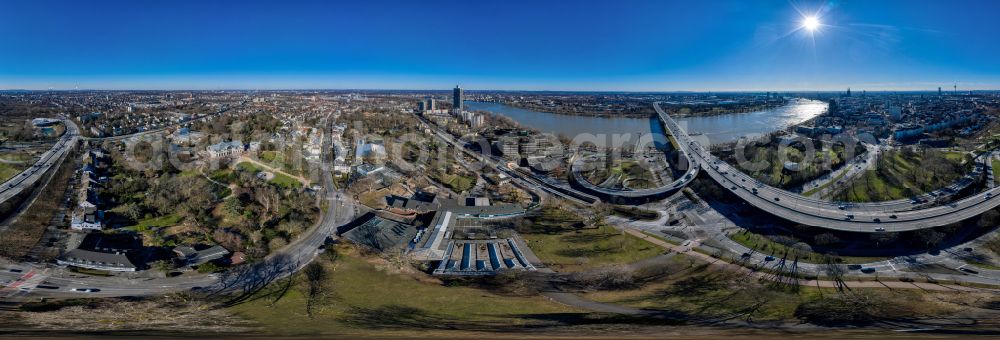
[{"x1": 453, "y1": 85, "x2": 464, "y2": 113}]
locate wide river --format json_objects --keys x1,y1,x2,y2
[{"x1": 465, "y1": 98, "x2": 828, "y2": 147}]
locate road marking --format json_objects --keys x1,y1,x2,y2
[{"x1": 1, "y1": 270, "x2": 36, "y2": 290}]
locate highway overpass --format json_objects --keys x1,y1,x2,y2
[
  {"x1": 568, "y1": 143, "x2": 699, "y2": 202},
  {"x1": 655, "y1": 102, "x2": 1000, "y2": 233}
]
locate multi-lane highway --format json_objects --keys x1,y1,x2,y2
[
  {"x1": 0, "y1": 119, "x2": 79, "y2": 208},
  {"x1": 656, "y1": 102, "x2": 1000, "y2": 233},
  {"x1": 413, "y1": 113, "x2": 598, "y2": 205}
]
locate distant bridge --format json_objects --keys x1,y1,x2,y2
[{"x1": 657, "y1": 102, "x2": 1000, "y2": 233}]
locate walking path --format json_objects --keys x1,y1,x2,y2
[
  {"x1": 200, "y1": 168, "x2": 237, "y2": 200},
  {"x1": 236, "y1": 156, "x2": 311, "y2": 186}
]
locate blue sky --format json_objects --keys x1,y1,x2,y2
[{"x1": 2, "y1": 0, "x2": 999, "y2": 91}]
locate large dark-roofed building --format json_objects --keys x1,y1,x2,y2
[
  {"x1": 341, "y1": 214, "x2": 421, "y2": 252},
  {"x1": 57, "y1": 249, "x2": 137, "y2": 272}
]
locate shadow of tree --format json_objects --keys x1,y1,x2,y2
[
  {"x1": 555, "y1": 245, "x2": 624, "y2": 258},
  {"x1": 561, "y1": 232, "x2": 614, "y2": 244},
  {"x1": 336, "y1": 304, "x2": 689, "y2": 331}
]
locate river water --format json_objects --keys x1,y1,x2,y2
[{"x1": 465, "y1": 98, "x2": 828, "y2": 147}]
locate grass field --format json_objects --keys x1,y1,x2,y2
[
  {"x1": 720, "y1": 142, "x2": 850, "y2": 190},
  {"x1": 269, "y1": 172, "x2": 303, "y2": 189},
  {"x1": 0, "y1": 151, "x2": 31, "y2": 183},
  {"x1": 578, "y1": 255, "x2": 792, "y2": 319},
  {"x1": 727, "y1": 230, "x2": 890, "y2": 264},
  {"x1": 259, "y1": 150, "x2": 281, "y2": 163},
  {"x1": 237, "y1": 161, "x2": 264, "y2": 173},
  {"x1": 237, "y1": 161, "x2": 303, "y2": 189},
  {"x1": 993, "y1": 159, "x2": 1000, "y2": 185},
  {"x1": 617, "y1": 161, "x2": 657, "y2": 189},
  {"x1": 258, "y1": 150, "x2": 303, "y2": 176},
  {"x1": 229, "y1": 246, "x2": 581, "y2": 336},
  {"x1": 838, "y1": 149, "x2": 966, "y2": 202},
  {"x1": 521, "y1": 224, "x2": 663, "y2": 272},
  {"x1": 358, "y1": 188, "x2": 390, "y2": 208},
  {"x1": 0, "y1": 162, "x2": 25, "y2": 183},
  {"x1": 942, "y1": 150, "x2": 969, "y2": 163},
  {"x1": 581, "y1": 263, "x2": 947, "y2": 323},
  {"x1": 584, "y1": 160, "x2": 657, "y2": 189},
  {"x1": 430, "y1": 171, "x2": 475, "y2": 192}
]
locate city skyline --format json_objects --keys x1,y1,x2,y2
[{"x1": 2, "y1": 0, "x2": 1000, "y2": 91}]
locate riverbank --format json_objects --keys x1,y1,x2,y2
[{"x1": 466, "y1": 99, "x2": 828, "y2": 146}]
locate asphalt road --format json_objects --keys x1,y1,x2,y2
[
  {"x1": 656, "y1": 102, "x2": 1000, "y2": 233},
  {"x1": 615, "y1": 189, "x2": 1000, "y2": 287},
  {"x1": 569, "y1": 148, "x2": 699, "y2": 198},
  {"x1": 414, "y1": 113, "x2": 596, "y2": 205},
  {"x1": 0, "y1": 116, "x2": 356, "y2": 300},
  {"x1": 0, "y1": 119, "x2": 79, "y2": 207}
]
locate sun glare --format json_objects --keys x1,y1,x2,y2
[{"x1": 802, "y1": 16, "x2": 820, "y2": 32}]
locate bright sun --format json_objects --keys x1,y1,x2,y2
[{"x1": 802, "y1": 16, "x2": 820, "y2": 32}]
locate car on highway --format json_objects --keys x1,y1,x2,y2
[
  {"x1": 764, "y1": 255, "x2": 775, "y2": 261},
  {"x1": 71, "y1": 288, "x2": 101, "y2": 293},
  {"x1": 860, "y1": 268, "x2": 877, "y2": 273},
  {"x1": 847, "y1": 264, "x2": 863, "y2": 270},
  {"x1": 960, "y1": 268, "x2": 980, "y2": 274}
]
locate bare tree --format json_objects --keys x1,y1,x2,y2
[
  {"x1": 303, "y1": 261, "x2": 328, "y2": 318},
  {"x1": 209, "y1": 253, "x2": 299, "y2": 306}
]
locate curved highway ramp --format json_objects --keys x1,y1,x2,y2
[{"x1": 655, "y1": 102, "x2": 1000, "y2": 233}]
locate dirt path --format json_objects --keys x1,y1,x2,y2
[
  {"x1": 542, "y1": 291, "x2": 644, "y2": 314},
  {"x1": 236, "y1": 156, "x2": 311, "y2": 186},
  {"x1": 199, "y1": 169, "x2": 237, "y2": 200}
]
